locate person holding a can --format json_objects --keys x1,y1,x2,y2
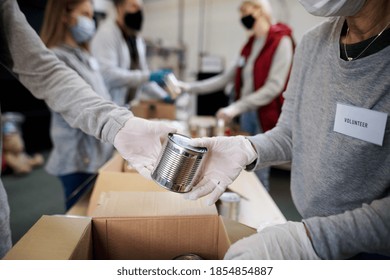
[
  {"x1": 176, "y1": 0, "x2": 295, "y2": 191},
  {"x1": 0, "y1": 0, "x2": 176, "y2": 259},
  {"x1": 90, "y1": 0, "x2": 172, "y2": 107},
  {"x1": 184, "y1": 0, "x2": 390, "y2": 260}
]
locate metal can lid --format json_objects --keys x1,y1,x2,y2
[
  {"x1": 173, "y1": 253, "x2": 204, "y2": 260},
  {"x1": 168, "y1": 133, "x2": 207, "y2": 154}
]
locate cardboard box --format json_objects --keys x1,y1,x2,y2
[
  {"x1": 4, "y1": 192, "x2": 256, "y2": 260},
  {"x1": 130, "y1": 100, "x2": 176, "y2": 120},
  {"x1": 86, "y1": 152, "x2": 166, "y2": 216},
  {"x1": 78, "y1": 151, "x2": 285, "y2": 229}
]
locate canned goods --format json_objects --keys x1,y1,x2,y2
[
  {"x1": 217, "y1": 192, "x2": 241, "y2": 221},
  {"x1": 188, "y1": 116, "x2": 216, "y2": 137},
  {"x1": 151, "y1": 133, "x2": 207, "y2": 193},
  {"x1": 173, "y1": 253, "x2": 204, "y2": 260}
]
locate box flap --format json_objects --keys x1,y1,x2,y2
[
  {"x1": 4, "y1": 215, "x2": 92, "y2": 260},
  {"x1": 92, "y1": 191, "x2": 217, "y2": 217},
  {"x1": 217, "y1": 216, "x2": 256, "y2": 259},
  {"x1": 87, "y1": 157, "x2": 165, "y2": 215},
  {"x1": 221, "y1": 216, "x2": 256, "y2": 244}
]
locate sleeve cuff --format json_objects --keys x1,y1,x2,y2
[{"x1": 245, "y1": 159, "x2": 257, "y2": 171}]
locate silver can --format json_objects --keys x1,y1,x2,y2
[
  {"x1": 152, "y1": 133, "x2": 207, "y2": 193},
  {"x1": 217, "y1": 192, "x2": 241, "y2": 221},
  {"x1": 173, "y1": 253, "x2": 204, "y2": 260}
]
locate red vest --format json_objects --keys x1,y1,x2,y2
[{"x1": 235, "y1": 23, "x2": 294, "y2": 132}]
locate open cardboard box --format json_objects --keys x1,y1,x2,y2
[
  {"x1": 86, "y1": 152, "x2": 166, "y2": 216},
  {"x1": 86, "y1": 152, "x2": 286, "y2": 228},
  {"x1": 4, "y1": 192, "x2": 256, "y2": 260}
]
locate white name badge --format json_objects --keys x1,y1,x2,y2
[{"x1": 334, "y1": 103, "x2": 388, "y2": 146}]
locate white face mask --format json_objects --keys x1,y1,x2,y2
[
  {"x1": 70, "y1": 15, "x2": 96, "y2": 44},
  {"x1": 298, "y1": 0, "x2": 366, "y2": 17}
]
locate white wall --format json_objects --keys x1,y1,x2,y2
[{"x1": 94, "y1": 0, "x2": 326, "y2": 81}]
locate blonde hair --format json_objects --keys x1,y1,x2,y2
[
  {"x1": 40, "y1": 0, "x2": 92, "y2": 50},
  {"x1": 241, "y1": 0, "x2": 273, "y2": 23}
]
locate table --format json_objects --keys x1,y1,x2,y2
[{"x1": 228, "y1": 171, "x2": 287, "y2": 229}]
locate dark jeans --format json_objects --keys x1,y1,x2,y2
[{"x1": 59, "y1": 172, "x2": 96, "y2": 211}]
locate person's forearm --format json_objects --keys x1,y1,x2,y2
[
  {"x1": 1, "y1": 0, "x2": 132, "y2": 143},
  {"x1": 247, "y1": 125, "x2": 292, "y2": 169},
  {"x1": 304, "y1": 196, "x2": 390, "y2": 259},
  {"x1": 247, "y1": 80, "x2": 295, "y2": 168},
  {"x1": 100, "y1": 66, "x2": 149, "y2": 89},
  {"x1": 188, "y1": 66, "x2": 235, "y2": 95}
]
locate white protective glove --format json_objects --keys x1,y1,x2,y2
[
  {"x1": 216, "y1": 104, "x2": 241, "y2": 123},
  {"x1": 113, "y1": 117, "x2": 177, "y2": 179},
  {"x1": 224, "y1": 221, "x2": 321, "y2": 260},
  {"x1": 176, "y1": 80, "x2": 193, "y2": 93},
  {"x1": 183, "y1": 135, "x2": 257, "y2": 205}
]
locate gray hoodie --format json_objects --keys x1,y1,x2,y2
[{"x1": 0, "y1": 0, "x2": 132, "y2": 258}]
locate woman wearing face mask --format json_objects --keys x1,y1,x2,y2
[
  {"x1": 183, "y1": 0, "x2": 390, "y2": 260},
  {"x1": 40, "y1": 0, "x2": 116, "y2": 210},
  {"x1": 90, "y1": 0, "x2": 172, "y2": 107},
  {"x1": 177, "y1": 0, "x2": 295, "y2": 191}
]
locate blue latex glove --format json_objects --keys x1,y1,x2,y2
[
  {"x1": 149, "y1": 69, "x2": 172, "y2": 85},
  {"x1": 163, "y1": 95, "x2": 174, "y2": 104}
]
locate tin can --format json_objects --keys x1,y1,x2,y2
[
  {"x1": 215, "y1": 118, "x2": 225, "y2": 136},
  {"x1": 217, "y1": 192, "x2": 241, "y2": 221},
  {"x1": 188, "y1": 116, "x2": 216, "y2": 137},
  {"x1": 173, "y1": 253, "x2": 204, "y2": 260},
  {"x1": 152, "y1": 133, "x2": 207, "y2": 193}
]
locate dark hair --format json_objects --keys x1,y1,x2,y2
[{"x1": 112, "y1": 0, "x2": 125, "y2": 6}]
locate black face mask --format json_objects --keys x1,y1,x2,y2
[
  {"x1": 241, "y1": 14, "x2": 255, "y2": 30},
  {"x1": 124, "y1": 10, "x2": 143, "y2": 31}
]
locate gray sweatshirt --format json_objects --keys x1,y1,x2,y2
[
  {"x1": 0, "y1": 0, "x2": 132, "y2": 258},
  {"x1": 45, "y1": 45, "x2": 115, "y2": 176},
  {"x1": 248, "y1": 17, "x2": 390, "y2": 259}
]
